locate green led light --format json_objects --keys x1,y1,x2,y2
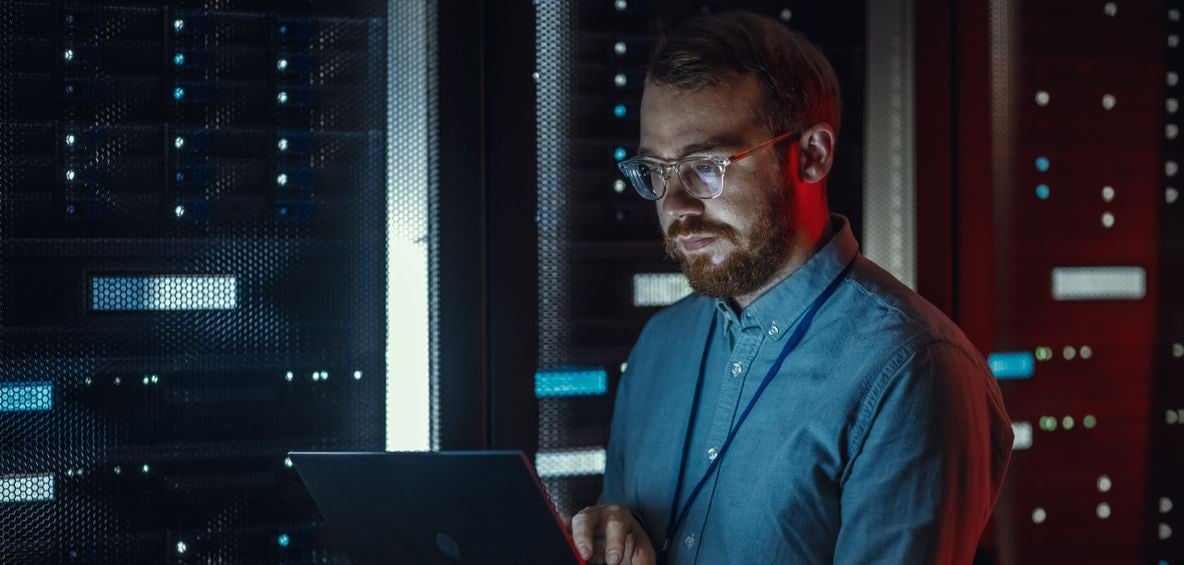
[
  {"x1": 1035, "y1": 346, "x2": 1053, "y2": 361},
  {"x1": 1039, "y1": 416, "x2": 1057, "y2": 431},
  {"x1": 1083, "y1": 414, "x2": 1097, "y2": 429},
  {"x1": 1062, "y1": 416, "x2": 1075, "y2": 430}
]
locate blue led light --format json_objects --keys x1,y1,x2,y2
[
  {"x1": 1035, "y1": 184, "x2": 1050, "y2": 200},
  {"x1": 535, "y1": 367, "x2": 607, "y2": 398},
  {"x1": 277, "y1": 533, "x2": 290, "y2": 548},
  {"x1": 173, "y1": 87, "x2": 185, "y2": 101},
  {"x1": 173, "y1": 53, "x2": 185, "y2": 66},
  {"x1": 1035, "y1": 156, "x2": 1050, "y2": 172},
  {"x1": 0, "y1": 382, "x2": 53, "y2": 412},
  {"x1": 613, "y1": 147, "x2": 627, "y2": 161},
  {"x1": 988, "y1": 352, "x2": 1035, "y2": 380},
  {"x1": 613, "y1": 104, "x2": 627, "y2": 118}
]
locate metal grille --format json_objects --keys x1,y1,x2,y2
[{"x1": 0, "y1": 1, "x2": 389, "y2": 562}]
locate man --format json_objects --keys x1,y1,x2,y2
[{"x1": 569, "y1": 11, "x2": 1013, "y2": 565}]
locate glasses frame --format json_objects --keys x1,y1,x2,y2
[{"x1": 616, "y1": 130, "x2": 799, "y2": 201}]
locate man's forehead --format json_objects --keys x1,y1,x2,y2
[{"x1": 637, "y1": 78, "x2": 765, "y2": 158}]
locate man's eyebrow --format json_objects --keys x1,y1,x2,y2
[{"x1": 636, "y1": 135, "x2": 747, "y2": 160}]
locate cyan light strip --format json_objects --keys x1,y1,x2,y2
[
  {"x1": 91, "y1": 275, "x2": 237, "y2": 311},
  {"x1": 535, "y1": 448, "x2": 606, "y2": 478},
  {"x1": 988, "y1": 352, "x2": 1035, "y2": 380},
  {"x1": 0, "y1": 382, "x2": 53, "y2": 412},
  {"x1": 632, "y1": 273, "x2": 693, "y2": 307},
  {"x1": 1051, "y1": 266, "x2": 1145, "y2": 301},
  {"x1": 0, "y1": 474, "x2": 55, "y2": 503},
  {"x1": 535, "y1": 368, "x2": 607, "y2": 398}
]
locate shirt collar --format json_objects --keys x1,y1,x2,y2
[{"x1": 713, "y1": 214, "x2": 860, "y2": 342}]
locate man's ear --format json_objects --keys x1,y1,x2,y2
[{"x1": 797, "y1": 124, "x2": 836, "y2": 185}]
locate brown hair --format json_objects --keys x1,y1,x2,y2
[{"x1": 647, "y1": 11, "x2": 842, "y2": 141}]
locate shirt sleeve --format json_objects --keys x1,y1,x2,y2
[
  {"x1": 598, "y1": 351, "x2": 634, "y2": 507},
  {"x1": 833, "y1": 339, "x2": 1013, "y2": 564}
]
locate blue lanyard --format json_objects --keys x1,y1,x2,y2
[{"x1": 660, "y1": 256, "x2": 856, "y2": 557}]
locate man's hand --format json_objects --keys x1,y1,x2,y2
[{"x1": 569, "y1": 505, "x2": 657, "y2": 565}]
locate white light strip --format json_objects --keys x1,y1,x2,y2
[
  {"x1": 1051, "y1": 266, "x2": 1146, "y2": 301},
  {"x1": 632, "y1": 273, "x2": 693, "y2": 307},
  {"x1": 0, "y1": 474, "x2": 55, "y2": 503},
  {"x1": 91, "y1": 275, "x2": 237, "y2": 311},
  {"x1": 1012, "y1": 421, "x2": 1033, "y2": 450},
  {"x1": 386, "y1": 0, "x2": 433, "y2": 451},
  {"x1": 535, "y1": 448, "x2": 607, "y2": 478}
]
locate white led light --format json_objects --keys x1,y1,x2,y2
[
  {"x1": 613, "y1": 179, "x2": 627, "y2": 193},
  {"x1": 174, "y1": 136, "x2": 185, "y2": 149},
  {"x1": 1063, "y1": 345, "x2": 1077, "y2": 360},
  {"x1": 779, "y1": 8, "x2": 793, "y2": 22},
  {"x1": 1032, "y1": 508, "x2": 1047, "y2": 524},
  {"x1": 277, "y1": 58, "x2": 288, "y2": 71},
  {"x1": 1168, "y1": 410, "x2": 1179, "y2": 425},
  {"x1": 1171, "y1": 35, "x2": 1180, "y2": 48},
  {"x1": 173, "y1": 19, "x2": 185, "y2": 32},
  {"x1": 174, "y1": 205, "x2": 185, "y2": 218},
  {"x1": 1160, "y1": 523, "x2": 1173, "y2": 540},
  {"x1": 1162, "y1": 497, "x2": 1174, "y2": 513},
  {"x1": 1102, "y1": 186, "x2": 1115, "y2": 202},
  {"x1": 277, "y1": 138, "x2": 289, "y2": 152},
  {"x1": 1170, "y1": 98, "x2": 1180, "y2": 114},
  {"x1": 353, "y1": 370, "x2": 362, "y2": 380},
  {"x1": 1170, "y1": 72, "x2": 1179, "y2": 87},
  {"x1": 65, "y1": 170, "x2": 76, "y2": 182},
  {"x1": 64, "y1": 48, "x2": 74, "y2": 61},
  {"x1": 1173, "y1": 342, "x2": 1184, "y2": 357},
  {"x1": 1097, "y1": 502, "x2": 1111, "y2": 519},
  {"x1": 614, "y1": 0, "x2": 627, "y2": 11},
  {"x1": 613, "y1": 41, "x2": 627, "y2": 56},
  {"x1": 1168, "y1": 187, "x2": 1179, "y2": 204},
  {"x1": 277, "y1": 91, "x2": 289, "y2": 104},
  {"x1": 1102, "y1": 94, "x2": 1116, "y2": 110},
  {"x1": 1080, "y1": 345, "x2": 1093, "y2": 359},
  {"x1": 284, "y1": 457, "x2": 294, "y2": 468},
  {"x1": 1169, "y1": 124, "x2": 1179, "y2": 140},
  {"x1": 65, "y1": 134, "x2": 75, "y2": 146},
  {"x1": 531, "y1": 71, "x2": 539, "y2": 82},
  {"x1": 1101, "y1": 212, "x2": 1115, "y2": 228},
  {"x1": 1104, "y1": 2, "x2": 1117, "y2": 17},
  {"x1": 1172, "y1": 9, "x2": 1181, "y2": 22},
  {"x1": 176, "y1": 541, "x2": 187, "y2": 554},
  {"x1": 620, "y1": 362, "x2": 628, "y2": 373},
  {"x1": 141, "y1": 464, "x2": 150, "y2": 474},
  {"x1": 285, "y1": 371, "x2": 294, "y2": 382},
  {"x1": 613, "y1": 73, "x2": 627, "y2": 88},
  {"x1": 535, "y1": 448, "x2": 607, "y2": 478},
  {"x1": 1011, "y1": 421, "x2": 1033, "y2": 450},
  {"x1": 276, "y1": 173, "x2": 288, "y2": 186},
  {"x1": 1168, "y1": 161, "x2": 1179, "y2": 177},
  {"x1": 1035, "y1": 90, "x2": 1050, "y2": 106},
  {"x1": 1098, "y1": 475, "x2": 1112, "y2": 492}
]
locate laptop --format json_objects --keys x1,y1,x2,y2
[{"x1": 289, "y1": 451, "x2": 585, "y2": 565}]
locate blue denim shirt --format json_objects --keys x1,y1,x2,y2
[{"x1": 600, "y1": 215, "x2": 1013, "y2": 564}]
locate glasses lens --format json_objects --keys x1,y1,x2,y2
[
  {"x1": 678, "y1": 159, "x2": 724, "y2": 198},
  {"x1": 617, "y1": 160, "x2": 661, "y2": 200}
]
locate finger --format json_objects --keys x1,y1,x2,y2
[
  {"x1": 635, "y1": 534, "x2": 657, "y2": 565},
  {"x1": 570, "y1": 508, "x2": 600, "y2": 560},
  {"x1": 604, "y1": 512, "x2": 628, "y2": 565},
  {"x1": 622, "y1": 532, "x2": 635, "y2": 565}
]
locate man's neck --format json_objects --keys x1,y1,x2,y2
[{"x1": 731, "y1": 214, "x2": 835, "y2": 311}]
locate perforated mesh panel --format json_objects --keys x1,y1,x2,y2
[{"x1": 0, "y1": 1, "x2": 389, "y2": 562}]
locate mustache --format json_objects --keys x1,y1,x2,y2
[{"x1": 665, "y1": 216, "x2": 738, "y2": 242}]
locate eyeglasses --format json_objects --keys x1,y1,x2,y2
[{"x1": 616, "y1": 131, "x2": 798, "y2": 201}]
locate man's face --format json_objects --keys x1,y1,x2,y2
[{"x1": 638, "y1": 76, "x2": 794, "y2": 299}]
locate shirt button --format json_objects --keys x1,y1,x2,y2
[
  {"x1": 683, "y1": 534, "x2": 696, "y2": 549},
  {"x1": 706, "y1": 447, "x2": 718, "y2": 461},
  {"x1": 731, "y1": 362, "x2": 743, "y2": 376},
  {"x1": 768, "y1": 323, "x2": 780, "y2": 336}
]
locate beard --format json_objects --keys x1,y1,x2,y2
[{"x1": 664, "y1": 184, "x2": 793, "y2": 300}]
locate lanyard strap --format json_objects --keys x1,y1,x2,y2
[{"x1": 661, "y1": 256, "x2": 856, "y2": 556}]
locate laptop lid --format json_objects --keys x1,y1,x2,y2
[{"x1": 289, "y1": 451, "x2": 584, "y2": 565}]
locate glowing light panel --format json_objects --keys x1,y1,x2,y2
[
  {"x1": 0, "y1": 474, "x2": 54, "y2": 503},
  {"x1": 633, "y1": 273, "x2": 693, "y2": 307},
  {"x1": 0, "y1": 382, "x2": 52, "y2": 412},
  {"x1": 988, "y1": 351, "x2": 1035, "y2": 379},
  {"x1": 1051, "y1": 266, "x2": 1146, "y2": 301},
  {"x1": 535, "y1": 448, "x2": 606, "y2": 478},
  {"x1": 535, "y1": 367, "x2": 607, "y2": 398},
  {"x1": 91, "y1": 275, "x2": 238, "y2": 311}
]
